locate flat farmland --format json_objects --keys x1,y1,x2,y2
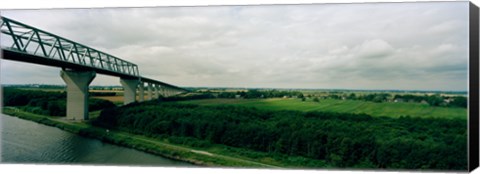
[
  {"x1": 178, "y1": 98, "x2": 466, "y2": 119},
  {"x1": 92, "y1": 96, "x2": 124, "y2": 104}
]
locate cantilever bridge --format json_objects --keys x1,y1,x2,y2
[{"x1": 0, "y1": 16, "x2": 188, "y2": 121}]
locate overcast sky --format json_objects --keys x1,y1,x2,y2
[{"x1": 0, "y1": 2, "x2": 470, "y2": 91}]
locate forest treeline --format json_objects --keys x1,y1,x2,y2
[
  {"x1": 93, "y1": 100, "x2": 467, "y2": 170},
  {"x1": 331, "y1": 93, "x2": 466, "y2": 108},
  {"x1": 3, "y1": 87, "x2": 115, "y2": 116}
]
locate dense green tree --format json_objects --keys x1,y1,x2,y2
[
  {"x1": 448, "y1": 96, "x2": 467, "y2": 108},
  {"x1": 93, "y1": 101, "x2": 467, "y2": 170},
  {"x1": 426, "y1": 94, "x2": 444, "y2": 106}
]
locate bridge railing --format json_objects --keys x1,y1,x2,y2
[{"x1": 0, "y1": 16, "x2": 139, "y2": 77}]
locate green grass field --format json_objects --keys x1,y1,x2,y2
[{"x1": 178, "y1": 98, "x2": 466, "y2": 120}]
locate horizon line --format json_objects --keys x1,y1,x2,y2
[{"x1": 1, "y1": 83, "x2": 468, "y2": 93}]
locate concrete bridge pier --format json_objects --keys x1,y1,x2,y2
[
  {"x1": 60, "y1": 69, "x2": 96, "y2": 121},
  {"x1": 147, "y1": 83, "x2": 153, "y2": 100},
  {"x1": 155, "y1": 84, "x2": 164, "y2": 98},
  {"x1": 138, "y1": 82, "x2": 144, "y2": 102},
  {"x1": 158, "y1": 84, "x2": 164, "y2": 98},
  {"x1": 162, "y1": 87, "x2": 168, "y2": 97},
  {"x1": 160, "y1": 86, "x2": 165, "y2": 97},
  {"x1": 154, "y1": 84, "x2": 160, "y2": 99},
  {"x1": 120, "y1": 78, "x2": 139, "y2": 105},
  {"x1": 166, "y1": 88, "x2": 172, "y2": 97}
]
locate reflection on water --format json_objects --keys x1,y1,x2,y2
[{"x1": 0, "y1": 114, "x2": 193, "y2": 166}]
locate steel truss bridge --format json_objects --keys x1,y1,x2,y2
[{"x1": 1, "y1": 16, "x2": 188, "y2": 120}]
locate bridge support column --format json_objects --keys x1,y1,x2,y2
[
  {"x1": 166, "y1": 88, "x2": 170, "y2": 97},
  {"x1": 139, "y1": 82, "x2": 144, "y2": 102},
  {"x1": 120, "y1": 78, "x2": 139, "y2": 105},
  {"x1": 147, "y1": 83, "x2": 153, "y2": 100},
  {"x1": 156, "y1": 85, "x2": 161, "y2": 98},
  {"x1": 60, "y1": 70, "x2": 96, "y2": 121},
  {"x1": 160, "y1": 86, "x2": 165, "y2": 97},
  {"x1": 154, "y1": 84, "x2": 160, "y2": 99},
  {"x1": 163, "y1": 87, "x2": 168, "y2": 97}
]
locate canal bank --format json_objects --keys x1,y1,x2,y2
[
  {"x1": 1, "y1": 113, "x2": 193, "y2": 166},
  {"x1": 1, "y1": 108, "x2": 277, "y2": 168}
]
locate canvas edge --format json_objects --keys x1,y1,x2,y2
[{"x1": 469, "y1": 1, "x2": 480, "y2": 172}]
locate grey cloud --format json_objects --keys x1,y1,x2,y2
[
  {"x1": 356, "y1": 39, "x2": 395, "y2": 59},
  {"x1": 0, "y1": 2, "x2": 470, "y2": 91},
  {"x1": 1, "y1": 60, "x2": 63, "y2": 84}
]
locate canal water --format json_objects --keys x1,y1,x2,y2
[{"x1": 0, "y1": 114, "x2": 194, "y2": 167}]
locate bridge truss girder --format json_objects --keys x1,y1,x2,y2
[{"x1": 1, "y1": 17, "x2": 139, "y2": 77}]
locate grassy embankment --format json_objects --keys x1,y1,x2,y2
[
  {"x1": 1, "y1": 107, "x2": 289, "y2": 168},
  {"x1": 178, "y1": 98, "x2": 467, "y2": 120}
]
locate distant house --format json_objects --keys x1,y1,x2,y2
[
  {"x1": 283, "y1": 96, "x2": 288, "y2": 99},
  {"x1": 394, "y1": 98, "x2": 404, "y2": 103},
  {"x1": 235, "y1": 95, "x2": 242, "y2": 99},
  {"x1": 421, "y1": 100, "x2": 428, "y2": 104}
]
